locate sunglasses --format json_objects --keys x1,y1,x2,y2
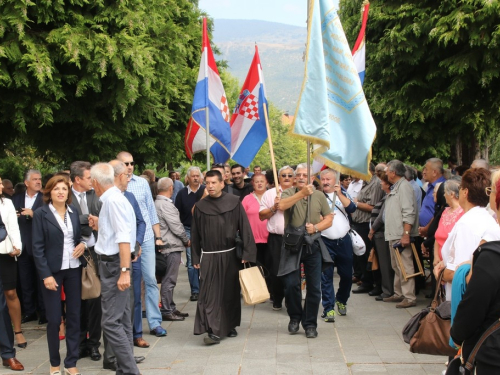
[
  {"x1": 281, "y1": 174, "x2": 293, "y2": 178},
  {"x1": 212, "y1": 163, "x2": 225, "y2": 168},
  {"x1": 124, "y1": 162, "x2": 135, "y2": 166}
]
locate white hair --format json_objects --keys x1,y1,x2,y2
[
  {"x1": 90, "y1": 163, "x2": 114, "y2": 187},
  {"x1": 187, "y1": 166, "x2": 201, "y2": 177},
  {"x1": 157, "y1": 177, "x2": 173, "y2": 192}
]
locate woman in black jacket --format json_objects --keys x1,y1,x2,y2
[
  {"x1": 450, "y1": 175, "x2": 500, "y2": 374},
  {"x1": 32, "y1": 175, "x2": 86, "y2": 375}
]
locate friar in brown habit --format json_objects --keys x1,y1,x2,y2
[{"x1": 191, "y1": 170, "x2": 257, "y2": 345}]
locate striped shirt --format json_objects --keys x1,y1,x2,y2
[{"x1": 126, "y1": 175, "x2": 159, "y2": 242}]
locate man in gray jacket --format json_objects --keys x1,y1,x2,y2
[
  {"x1": 383, "y1": 160, "x2": 419, "y2": 308},
  {"x1": 155, "y1": 178, "x2": 190, "y2": 321}
]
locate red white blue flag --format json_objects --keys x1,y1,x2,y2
[
  {"x1": 230, "y1": 45, "x2": 268, "y2": 168},
  {"x1": 185, "y1": 18, "x2": 231, "y2": 163},
  {"x1": 352, "y1": 2, "x2": 369, "y2": 85}
]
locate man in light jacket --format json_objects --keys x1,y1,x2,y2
[
  {"x1": 383, "y1": 160, "x2": 420, "y2": 308},
  {"x1": 155, "y1": 178, "x2": 190, "y2": 322}
]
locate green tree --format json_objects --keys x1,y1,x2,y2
[
  {"x1": 252, "y1": 104, "x2": 307, "y2": 171},
  {"x1": 339, "y1": 0, "x2": 500, "y2": 165},
  {"x1": 0, "y1": 0, "x2": 206, "y2": 168}
]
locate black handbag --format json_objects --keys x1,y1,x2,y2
[
  {"x1": 0, "y1": 212, "x2": 7, "y2": 243},
  {"x1": 282, "y1": 200, "x2": 307, "y2": 254},
  {"x1": 155, "y1": 244, "x2": 169, "y2": 277}
]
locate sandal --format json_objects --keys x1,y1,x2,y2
[{"x1": 14, "y1": 331, "x2": 27, "y2": 349}]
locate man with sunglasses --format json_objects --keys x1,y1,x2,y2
[
  {"x1": 117, "y1": 152, "x2": 167, "y2": 338},
  {"x1": 259, "y1": 166, "x2": 295, "y2": 311}
]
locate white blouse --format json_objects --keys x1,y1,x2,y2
[
  {"x1": 49, "y1": 204, "x2": 80, "y2": 270},
  {"x1": 0, "y1": 198, "x2": 22, "y2": 254}
]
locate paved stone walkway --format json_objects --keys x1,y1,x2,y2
[{"x1": 2, "y1": 263, "x2": 447, "y2": 375}]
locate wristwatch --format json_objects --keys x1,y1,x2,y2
[
  {"x1": 121, "y1": 267, "x2": 130, "y2": 272},
  {"x1": 314, "y1": 225, "x2": 319, "y2": 233},
  {"x1": 155, "y1": 237, "x2": 162, "y2": 241},
  {"x1": 404, "y1": 231, "x2": 410, "y2": 235}
]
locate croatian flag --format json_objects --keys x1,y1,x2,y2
[
  {"x1": 352, "y1": 2, "x2": 370, "y2": 85},
  {"x1": 185, "y1": 18, "x2": 231, "y2": 163},
  {"x1": 230, "y1": 45, "x2": 268, "y2": 168}
]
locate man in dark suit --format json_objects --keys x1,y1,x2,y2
[
  {"x1": 69, "y1": 161, "x2": 102, "y2": 361},
  {"x1": 12, "y1": 169, "x2": 46, "y2": 324}
]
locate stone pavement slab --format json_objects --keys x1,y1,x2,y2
[{"x1": 2, "y1": 262, "x2": 447, "y2": 375}]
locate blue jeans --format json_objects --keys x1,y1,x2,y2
[
  {"x1": 321, "y1": 234, "x2": 353, "y2": 313},
  {"x1": 184, "y1": 226, "x2": 199, "y2": 294},
  {"x1": 140, "y1": 238, "x2": 162, "y2": 330},
  {"x1": 132, "y1": 256, "x2": 142, "y2": 339},
  {"x1": 281, "y1": 242, "x2": 322, "y2": 329}
]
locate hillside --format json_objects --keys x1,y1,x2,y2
[{"x1": 212, "y1": 19, "x2": 306, "y2": 113}]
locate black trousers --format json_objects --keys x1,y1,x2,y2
[
  {"x1": 0, "y1": 274, "x2": 15, "y2": 360},
  {"x1": 268, "y1": 233, "x2": 285, "y2": 305},
  {"x1": 17, "y1": 251, "x2": 45, "y2": 316},
  {"x1": 352, "y1": 222, "x2": 375, "y2": 286},
  {"x1": 41, "y1": 267, "x2": 81, "y2": 368}
]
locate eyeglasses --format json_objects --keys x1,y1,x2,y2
[
  {"x1": 124, "y1": 162, "x2": 135, "y2": 166},
  {"x1": 281, "y1": 174, "x2": 293, "y2": 178},
  {"x1": 212, "y1": 163, "x2": 225, "y2": 168},
  {"x1": 485, "y1": 187, "x2": 493, "y2": 196},
  {"x1": 296, "y1": 173, "x2": 308, "y2": 177}
]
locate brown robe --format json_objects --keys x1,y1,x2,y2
[{"x1": 191, "y1": 192, "x2": 257, "y2": 337}]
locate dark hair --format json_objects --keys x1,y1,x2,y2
[
  {"x1": 14, "y1": 183, "x2": 26, "y2": 196},
  {"x1": 340, "y1": 174, "x2": 351, "y2": 182},
  {"x1": 43, "y1": 176, "x2": 72, "y2": 205},
  {"x1": 379, "y1": 171, "x2": 392, "y2": 186},
  {"x1": 231, "y1": 164, "x2": 244, "y2": 174},
  {"x1": 168, "y1": 170, "x2": 176, "y2": 178},
  {"x1": 455, "y1": 165, "x2": 469, "y2": 176},
  {"x1": 253, "y1": 165, "x2": 261, "y2": 169},
  {"x1": 42, "y1": 173, "x2": 54, "y2": 188},
  {"x1": 206, "y1": 170, "x2": 223, "y2": 182},
  {"x1": 265, "y1": 170, "x2": 274, "y2": 185},
  {"x1": 142, "y1": 169, "x2": 155, "y2": 183},
  {"x1": 70, "y1": 161, "x2": 91, "y2": 182},
  {"x1": 150, "y1": 181, "x2": 158, "y2": 200},
  {"x1": 461, "y1": 168, "x2": 491, "y2": 207}
]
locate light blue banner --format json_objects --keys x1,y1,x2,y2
[{"x1": 292, "y1": 0, "x2": 376, "y2": 179}]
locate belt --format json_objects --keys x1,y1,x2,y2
[
  {"x1": 96, "y1": 254, "x2": 119, "y2": 262},
  {"x1": 201, "y1": 247, "x2": 235, "y2": 262}
]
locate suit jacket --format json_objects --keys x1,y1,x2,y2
[
  {"x1": 32, "y1": 204, "x2": 84, "y2": 279},
  {"x1": 124, "y1": 191, "x2": 146, "y2": 246},
  {"x1": 12, "y1": 192, "x2": 44, "y2": 256},
  {"x1": 70, "y1": 189, "x2": 101, "y2": 239}
]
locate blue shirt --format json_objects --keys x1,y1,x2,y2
[
  {"x1": 409, "y1": 179, "x2": 422, "y2": 208},
  {"x1": 127, "y1": 175, "x2": 159, "y2": 242},
  {"x1": 95, "y1": 186, "x2": 136, "y2": 256},
  {"x1": 419, "y1": 176, "x2": 446, "y2": 227},
  {"x1": 172, "y1": 180, "x2": 184, "y2": 203},
  {"x1": 124, "y1": 191, "x2": 146, "y2": 246}
]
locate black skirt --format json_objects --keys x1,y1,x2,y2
[{"x1": 0, "y1": 253, "x2": 18, "y2": 290}]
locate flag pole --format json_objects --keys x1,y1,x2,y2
[
  {"x1": 263, "y1": 103, "x2": 279, "y2": 195},
  {"x1": 307, "y1": 141, "x2": 311, "y2": 222}
]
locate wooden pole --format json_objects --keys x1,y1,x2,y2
[
  {"x1": 307, "y1": 141, "x2": 311, "y2": 222},
  {"x1": 263, "y1": 103, "x2": 279, "y2": 195}
]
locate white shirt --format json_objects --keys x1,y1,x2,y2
[
  {"x1": 259, "y1": 186, "x2": 285, "y2": 235},
  {"x1": 347, "y1": 180, "x2": 363, "y2": 200},
  {"x1": 95, "y1": 186, "x2": 136, "y2": 256},
  {"x1": 25, "y1": 192, "x2": 39, "y2": 209},
  {"x1": 71, "y1": 187, "x2": 96, "y2": 247},
  {"x1": 49, "y1": 204, "x2": 80, "y2": 270},
  {"x1": 321, "y1": 192, "x2": 350, "y2": 240},
  {"x1": 0, "y1": 198, "x2": 22, "y2": 254},
  {"x1": 441, "y1": 206, "x2": 500, "y2": 300}
]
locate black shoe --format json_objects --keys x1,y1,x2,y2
[
  {"x1": 103, "y1": 361, "x2": 117, "y2": 371},
  {"x1": 78, "y1": 347, "x2": 89, "y2": 359},
  {"x1": 272, "y1": 302, "x2": 282, "y2": 311},
  {"x1": 134, "y1": 356, "x2": 145, "y2": 364},
  {"x1": 305, "y1": 327, "x2": 318, "y2": 339},
  {"x1": 375, "y1": 295, "x2": 384, "y2": 301},
  {"x1": 288, "y1": 320, "x2": 300, "y2": 334},
  {"x1": 368, "y1": 288, "x2": 383, "y2": 296},
  {"x1": 38, "y1": 315, "x2": 48, "y2": 324},
  {"x1": 142, "y1": 311, "x2": 146, "y2": 318},
  {"x1": 90, "y1": 347, "x2": 101, "y2": 361},
  {"x1": 162, "y1": 313, "x2": 185, "y2": 321},
  {"x1": 21, "y1": 312, "x2": 37, "y2": 324},
  {"x1": 173, "y1": 309, "x2": 189, "y2": 318},
  {"x1": 352, "y1": 284, "x2": 373, "y2": 294},
  {"x1": 227, "y1": 329, "x2": 237, "y2": 338},
  {"x1": 190, "y1": 293, "x2": 199, "y2": 301},
  {"x1": 203, "y1": 333, "x2": 221, "y2": 345}
]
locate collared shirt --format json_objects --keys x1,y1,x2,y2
[
  {"x1": 409, "y1": 179, "x2": 423, "y2": 208},
  {"x1": 419, "y1": 176, "x2": 446, "y2": 227},
  {"x1": 187, "y1": 184, "x2": 201, "y2": 194},
  {"x1": 49, "y1": 204, "x2": 80, "y2": 270},
  {"x1": 351, "y1": 175, "x2": 384, "y2": 224},
  {"x1": 25, "y1": 192, "x2": 39, "y2": 209},
  {"x1": 259, "y1": 185, "x2": 285, "y2": 235},
  {"x1": 126, "y1": 175, "x2": 159, "y2": 242},
  {"x1": 71, "y1": 187, "x2": 96, "y2": 247},
  {"x1": 347, "y1": 179, "x2": 363, "y2": 200},
  {"x1": 95, "y1": 186, "x2": 136, "y2": 256}
]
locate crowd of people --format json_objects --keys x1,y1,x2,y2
[{"x1": 0, "y1": 155, "x2": 499, "y2": 374}]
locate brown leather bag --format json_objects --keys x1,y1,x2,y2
[
  {"x1": 81, "y1": 253, "x2": 101, "y2": 300},
  {"x1": 409, "y1": 272, "x2": 458, "y2": 357}
]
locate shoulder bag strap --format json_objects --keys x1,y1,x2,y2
[
  {"x1": 325, "y1": 192, "x2": 349, "y2": 221},
  {"x1": 464, "y1": 318, "x2": 500, "y2": 370}
]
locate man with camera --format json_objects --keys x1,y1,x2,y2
[{"x1": 383, "y1": 160, "x2": 419, "y2": 308}]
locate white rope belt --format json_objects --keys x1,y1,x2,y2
[{"x1": 200, "y1": 247, "x2": 235, "y2": 263}]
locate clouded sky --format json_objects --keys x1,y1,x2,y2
[{"x1": 198, "y1": 0, "x2": 308, "y2": 27}]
